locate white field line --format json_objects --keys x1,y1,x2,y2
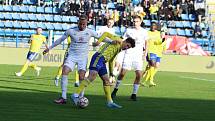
[
  {"x1": 122, "y1": 84, "x2": 133, "y2": 86},
  {"x1": 179, "y1": 76, "x2": 215, "y2": 83}
]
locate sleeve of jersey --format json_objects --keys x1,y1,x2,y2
[
  {"x1": 49, "y1": 31, "x2": 68, "y2": 49},
  {"x1": 98, "y1": 32, "x2": 121, "y2": 43}
]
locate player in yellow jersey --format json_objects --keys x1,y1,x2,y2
[
  {"x1": 54, "y1": 37, "x2": 79, "y2": 87},
  {"x1": 15, "y1": 27, "x2": 48, "y2": 77},
  {"x1": 71, "y1": 32, "x2": 135, "y2": 108},
  {"x1": 142, "y1": 22, "x2": 166, "y2": 87}
]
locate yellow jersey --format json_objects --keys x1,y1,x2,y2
[
  {"x1": 147, "y1": 30, "x2": 162, "y2": 54},
  {"x1": 29, "y1": 34, "x2": 46, "y2": 53},
  {"x1": 156, "y1": 41, "x2": 166, "y2": 57}
]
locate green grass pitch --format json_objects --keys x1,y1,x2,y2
[{"x1": 0, "y1": 64, "x2": 214, "y2": 121}]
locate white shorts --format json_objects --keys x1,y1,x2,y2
[
  {"x1": 122, "y1": 53, "x2": 144, "y2": 71},
  {"x1": 64, "y1": 55, "x2": 88, "y2": 71}
]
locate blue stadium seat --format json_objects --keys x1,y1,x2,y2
[
  {"x1": 107, "y1": 3, "x2": 115, "y2": 9},
  {"x1": 28, "y1": 6, "x2": 36, "y2": 13},
  {"x1": 189, "y1": 14, "x2": 196, "y2": 21},
  {"x1": 4, "y1": 21, "x2": 13, "y2": 28},
  {"x1": 5, "y1": 29, "x2": 14, "y2": 36},
  {"x1": 70, "y1": 16, "x2": 78, "y2": 23},
  {"x1": 143, "y1": 20, "x2": 151, "y2": 26},
  {"x1": 183, "y1": 21, "x2": 191, "y2": 28},
  {"x1": 12, "y1": 13, "x2": 21, "y2": 20},
  {"x1": 36, "y1": 14, "x2": 46, "y2": 21},
  {"x1": 3, "y1": 5, "x2": 12, "y2": 11},
  {"x1": 202, "y1": 31, "x2": 209, "y2": 38},
  {"x1": 62, "y1": 23, "x2": 69, "y2": 30},
  {"x1": 20, "y1": 14, "x2": 29, "y2": 20},
  {"x1": 53, "y1": 7, "x2": 60, "y2": 14},
  {"x1": 181, "y1": 14, "x2": 189, "y2": 20},
  {"x1": 45, "y1": 7, "x2": 53, "y2": 13},
  {"x1": 167, "y1": 21, "x2": 176, "y2": 27},
  {"x1": 21, "y1": 22, "x2": 30, "y2": 29},
  {"x1": 0, "y1": 21, "x2": 4, "y2": 28},
  {"x1": 113, "y1": 26, "x2": 120, "y2": 35},
  {"x1": 45, "y1": 15, "x2": 54, "y2": 21},
  {"x1": 28, "y1": 14, "x2": 37, "y2": 21},
  {"x1": 20, "y1": 5, "x2": 28, "y2": 12},
  {"x1": 120, "y1": 26, "x2": 126, "y2": 35},
  {"x1": 185, "y1": 29, "x2": 193, "y2": 37},
  {"x1": 177, "y1": 29, "x2": 186, "y2": 36},
  {"x1": 62, "y1": 16, "x2": 70, "y2": 22},
  {"x1": 37, "y1": 7, "x2": 44, "y2": 13},
  {"x1": 4, "y1": 13, "x2": 13, "y2": 20},
  {"x1": 54, "y1": 15, "x2": 62, "y2": 22},
  {"x1": 28, "y1": 22, "x2": 37, "y2": 29},
  {"x1": 0, "y1": 13, "x2": 4, "y2": 20},
  {"x1": 37, "y1": 22, "x2": 46, "y2": 29},
  {"x1": 0, "y1": 5, "x2": 3, "y2": 11},
  {"x1": 175, "y1": 21, "x2": 184, "y2": 28},
  {"x1": 191, "y1": 22, "x2": 196, "y2": 29},
  {"x1": 53, "y1": 24, "x2": 63, "y2": 30},
  {"x1": 45, "y1": 23, "x2": 54, "y2": 30},
  {"x1": 12, "y1": 6, "x2": 20, "y2": 12},
  {"x1": 169, "y1": 28, "x2": 177, "y2": 35},
  {"x1": 13, "y1": 21, "x2": 22, "y2": 28}
]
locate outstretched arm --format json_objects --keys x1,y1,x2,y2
[{"x1": 92, "y1": 32, "x2": 122, "y2": 46}]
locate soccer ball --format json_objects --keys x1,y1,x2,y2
[{"x1": 78, "y1": 97, "x2": 89, "y2": 109}]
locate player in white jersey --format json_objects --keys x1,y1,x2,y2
[
  {"x1": 43, "y1": 15, "x2": 100, "y2": 104},
  {"x1": 97, "y1": 18, "x2": 115, "y2": 36},
  {"x1": 111, "y1": 15, "x2": 148, "y2": 101}
]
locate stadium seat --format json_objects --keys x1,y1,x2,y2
[
  {"x1": 28, "y1": 6, "x2": 36, "y2": 13},
  {"x1": 12, "y1": 13, "x2": 21, "y2": 20},
  {"x1": 20, "y1": 14, "x2": 29, "y2": 20},
  {"x1": 70, "y1": 16, "x2": 78, "y2": 23},
  {"x1": 0, "y1": 5, "x2": 3, "y2": 11},
  {"x1": 54, "y1": 15, "x2": 62, "y2": 22},
  {"x1": 36, "y1": 14, "x2": 46, "y2": 21},
  {"x1": 53, "y1": 23, "x2": 63, "y2": 30},
  {"x1": 62, "y1": 16, "x2": 70, "y2": 22},
  {"x1": 37, "y1": 22, "x2": 46, "y2": 29},
  {"x1": 185, "y1": 29, "x2": 193, "y2": 37},
  {"x1": 37, "y1": 7, "x2": 44, "y2": 13},
  {"x1": 143, "y1": 20, "x2": 151, "y2": 26},
  {"x1": 12, "y1": 6, "x2": 20, "y2": 12},
  {"x1": 191, "y1": 22, "x2": 196, "y2": 29},
  {"x1": 3, "y1": 5, "x2": 12, "y2": 11},
  {"x1": 169, "y1": 28, "x2": 177, "y2": 35},
  {"x1": 120, "y1": 26, "x2": 126, "y2": 35},
  {"x1": 0, "y1": 13, "x2": 3, "y2": 20},
  {"x1": 4, "y1": 13, "x2": 13, "y2": 20},
  {"x1": 183, "y1": 21, "x2": 191, "y2": 28},
  {"x1": 28, "y1": 22, "x2": 37, "y2": 29},
  {"x1": 4, "y1": 29, "x2": 14, "y2": 36},
  {"x1": 177, "y1": 29, "x2": 186, "y2": 36},
  {"x1": 45, "y1": 15, "x2": 54, "y2": 21},
  {"x1": 189, "y1": 14, "x2": 196, "y2": 21},
  {"x1": 45, "y1": 23, "x2": 54, "y2": 30},
  {"x1": 0, "y1": 21, "x2": 4, "y2": 28},
  {"x1": 113, "y1": 26, "x2": 120, "y2": 35},
  {"x1": 28, "y1": 14, "x2": 37, "y2": 21},
  {"x1": 181, "y1": 14, "x2": 189, "y2": 20},
  {"x1": 20, "y1": 5, "x2": 28, "y2": 12},
  {"x1": 45, "y1": 7, "x2": 53, "y2": 13},
  {"x1": 13, "y1": 21, "x2": 22, "y2": 28},
  {"x1": 62, "y1": 23, "x2": 69, "y2": 30},
  {"x1": 107, "y1": 3, "x2": 115, "y2": 9},
  {"x1": 202, "y1": 30, "x2": 209, "y2": 38},
  {"x1": 175, "y1": 21, "x2": 184, "y2": 28},
  {"x1": 167, "y1": 21, "x2": 176, "y2": 27},
  {"x1": 21, "y1": 22, "x2": 30, "y2": 29},
  {"x1": 4, "y1": 21, "x2": 13, "y2": 28},
  {"x1": 53, "y1": 7, "x2": 60, "y2": 14}
]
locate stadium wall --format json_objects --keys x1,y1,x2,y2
[{"x1": 0, "y1": 48, "x2": 215, "y2": 73}]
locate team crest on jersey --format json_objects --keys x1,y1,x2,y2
[{"x1": 85, "y1": 33, "x2": 90, "y2": 36}]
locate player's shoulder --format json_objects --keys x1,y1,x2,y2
[{"x1": 68, "y1": 26, "x2": 78, "y2": 31}]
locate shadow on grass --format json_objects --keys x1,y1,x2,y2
[{"x1": 0, "y1": 87, "x2": 214, "y2": 121}]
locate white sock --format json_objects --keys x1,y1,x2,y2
[
  {"x1": 132, "y1": 84, "x2": 139, "y2": 94},
  {"x1": 61, "y1": 75, "x2": 68, "y2": 99},
  {"x1": 114, "y1": 80, "x2": 122, "y2": 89}
]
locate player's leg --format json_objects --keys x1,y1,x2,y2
[
  {"x1": 74, "y1": 69, "x2": 80, "y2": 87},
  {"x1": 29, "y1": 63, "x2": 41, "y2": 76},
  {"x1": 150, "y1": 57, "x2": 161, "y2": 86},
  {"x1": 111, "y1": 68, "x2": 128, "y2": 98},
  {"x1": 54, "y1": 64, "x2": 63, "y2": 86},
  {"x1": 141, "y1": 64, "x2": 150, "y2": 86}
]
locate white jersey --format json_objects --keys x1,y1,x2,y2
[
  {"x1": 97, "y1": 26, "x2": 115, "y2": 36},
  {"x1": 123, "y1": 27, "x2": 148, "y2": 57},
  {"x1": 63, "y1": 27, "x2": 99, "y2": 60}
]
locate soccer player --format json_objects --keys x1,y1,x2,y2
[
  {"x1": 71, "y1": 32, "x2": 135, "y2": 108},
  {"x1": 111, "y1": 15, "x2": 148, "y2": 101},
  {"x1": 54, "y1": 37, "x2": 79, "y2": 87},
  {"x1": 15, "y1": 27, "x2": 48, "y2": 77},
  {"x1": 43, "y1": 15, "x2": 100, "y2": 104},
  {"x1": 142, "y1": 22, "x2": 166, "y2": 87},
  {"x1": 97, "y1": 18, "x2": 115, "y2": 35}
]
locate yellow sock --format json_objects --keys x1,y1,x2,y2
[
  {"x1": 20, "y1": 62, "x2": 29, "y2": 74},
  {"x1": 75, "y1": 70, "x2": 79, "y2": 83},
  {"x1": 103, "y1": 86, "x2": 113, "y2": 102},
  {"x1": 75, "y1": 79, "x2": 90, "y2": 94},
  {"x1": 29, "y1": 63, "x2": 37, "y2": 70},
  {"x1": 149, "y1": 67, "x2": 155, "y2": 83},
  {"x1": 144, "y1": 69, "x2": 150, "y2": 83},
  {"x1": 56, "y1": 65, "x2": 63, "y2": 78}
]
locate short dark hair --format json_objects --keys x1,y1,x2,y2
[
  {"x1": 125, "y1": 37, "x2": 135, "y2": 48},
  {"x1": 79, "y1": 15, "x2": 88, "y2": 20},
  {"x1": 133, "y1": 15, "x2": 142, "y2": 21}
]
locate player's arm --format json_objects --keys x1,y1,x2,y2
[
  {"x1": 43, "y1": 31, "x2": 68, "y2": 55},
  {"x1": 28, "y1": 35, "x2": 33, "y2": 43}
]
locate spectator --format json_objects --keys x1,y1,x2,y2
[
  {"x1": 68, "y1": 0, "x2": 80, "y2": 16},
  {"x1": 88, "y1": 9, "x2": 95, "y2": 25},
  {"x1": 180, "y1": 0, "x2": 188, "y2": 14},
  {"x1": 134, "y1": 4, "x2": 143, "y2": 13},
  {"x1": 149, "y1": 3, "x2": 158, "y2": 20},
  {"x1": 11, "y1": 0, "x2": 23, "y2": 5},
  {"x1": 97, "y1": 10, "x2": 105, "y2": 25},
  {"x1": 111, "y1": 9, "x2": 120, "y2": 26},
  {"x1": 194, "y1": 22, "x2": 202, "y2": 38},
  {"x1": 187, "y1": 0, "x2": 195, "y2": 14},
  {"x1": 173, "y1": 4, "x2": 182, "y2": 21}
]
